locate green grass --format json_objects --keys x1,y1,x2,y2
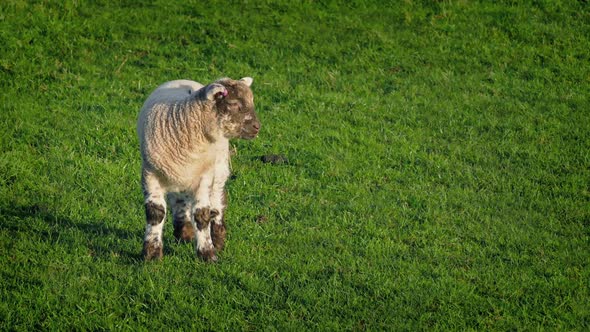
[{"x1": 1, "y1": 0, "x2": 589, "y2": 330}]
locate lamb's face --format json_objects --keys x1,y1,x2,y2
[{"x1": 216, "y1": 78, "x2": 260, "y2": 140}]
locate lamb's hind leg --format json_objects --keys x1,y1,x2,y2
[
  {"x1": 142, "y1": 169, "x2": 167, "y2": 261},
  {"x1": 170, "y1": 192, "x2": 194, "y2": 242}
]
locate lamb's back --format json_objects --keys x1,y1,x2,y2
[
  {"x1": 145, "y1": 79, "x2": 204, "y2": 106},
  {"x1": 137, "y1": 79, "x2": 205, "y2": 140}
]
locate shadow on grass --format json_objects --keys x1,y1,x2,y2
[{"x1": 1, "y1": 203, "x2": 146, "y2": 264}]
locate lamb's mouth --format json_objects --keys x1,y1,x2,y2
[{"x1": 240, "y1": 128, "x2": 259, "y2": 139}]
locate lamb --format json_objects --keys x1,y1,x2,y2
[{"x1": 137, "y1": 77, "x2": 260, "y2": 262}]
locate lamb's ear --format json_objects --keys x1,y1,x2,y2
[
  {"x1": 239, "y1": 77, "x2": 253, "y2": 87},
  {"x1": 204, "y1": 83, "x2": 228, "y2": 101}
]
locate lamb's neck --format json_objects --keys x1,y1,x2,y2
[{"x1": 180, "y1": 99, "x2": 220, "y2": 143}]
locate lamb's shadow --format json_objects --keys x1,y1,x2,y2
[{"x1": 1, "y1": 203, "x2": 147, "y2": 264}]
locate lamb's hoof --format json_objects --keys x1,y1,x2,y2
[
  {"x1": 198, "y1": 248, "x2": 218, "y2": 263},
  {"x1": 143, "y1": 241, "x2": 163, "y2": 261},
  {"x1": 174, "y1": 222, "x2": 194, "y2": 242}
]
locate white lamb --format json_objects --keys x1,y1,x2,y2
[{"x1": 137, "y1": 77, "x2": 260, "y2": 262}]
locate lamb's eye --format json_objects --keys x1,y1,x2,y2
[
  {"x1": 228, "y1": 101, "x2": 247, "y2": 113},
  {"x1": 227, "y1": 101, "x2": 241, "y2": 110}
]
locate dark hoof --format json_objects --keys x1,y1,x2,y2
[
  {"x1": 197, "y1": 248, "x2": 218, "y2": 263},
  {"x1": 143, "y1": 241, "x2": 163, "y2": 261}
]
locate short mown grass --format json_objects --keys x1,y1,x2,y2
[{"x1": 1, "y1": 0, "x2": 588, "y2": 330}]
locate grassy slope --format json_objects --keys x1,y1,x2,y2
[{"x1": 0, "y1": 0, "x2": 588, "y2": 330}]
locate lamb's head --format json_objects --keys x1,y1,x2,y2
[{"x1": 204, "y1": 77, "x2": 260, "y2": 140}]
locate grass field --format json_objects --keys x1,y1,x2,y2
[{"x1": 1, "y1": 0, "x2": 589, "y2": 330}]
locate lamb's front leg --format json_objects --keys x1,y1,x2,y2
[
  {"x1": 210, "y1": 188, "x2": 227, "y2": 251},
  {"x1": 209, "y1": 159, "x2": 230, "y2": 251},
  {"x1": 142, "y1": 169, "x2": 167, "y2": 261},
  {"x1": 192, "y1": 175, "x2": 217, "y2": 262}
]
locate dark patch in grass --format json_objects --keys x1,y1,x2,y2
[
  {"x1": 255, "y1": 215, "x2": 268, "y2": 224},
  {"x1": 260, "y1": 154, "x2": 289, "y2": 165}
]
